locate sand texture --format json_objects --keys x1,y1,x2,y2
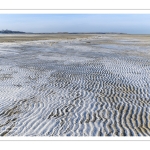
[{"x1": 0, "y1": 34, "x2": 150, "y2": 136}]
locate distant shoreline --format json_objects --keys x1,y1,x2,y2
[
  {"x1": 1, "y1": 30, "x2": 150, "y2": 35},
  {"x1": 0, "y1": 33, "x2": 150, "y2": 43},
  {"x1": 1, "y1": 32, "x2": 150, "y2": 36}
]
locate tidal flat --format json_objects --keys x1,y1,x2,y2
[{"x1": 0, "y1": 34, "x2": 150, "y2": 136}]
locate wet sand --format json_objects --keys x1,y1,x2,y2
[
  {"x1": 0, "y1": 34, "x2": 150, "y2": 136},
  {"x1": 0, "y1": 34, "x2": 95, "y2": 43}
]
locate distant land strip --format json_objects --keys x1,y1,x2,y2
[{"x1": 0, "y1": 30, "x2": 127, "y2": 34}]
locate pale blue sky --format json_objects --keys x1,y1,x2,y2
[{"x1": 0, "y1": 14, "x2": 150, "y2": 34}]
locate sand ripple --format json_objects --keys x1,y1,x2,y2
[{"x1": 0, "y1": 35, "x2": 150, "y2": 136}]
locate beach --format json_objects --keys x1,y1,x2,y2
[{"x1": 0, "y1": 34, "x2": 150, "y2": 136}]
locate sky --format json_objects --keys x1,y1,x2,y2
[{"x1": 0, "y1": 14, "x2": 150, "y2": 34}]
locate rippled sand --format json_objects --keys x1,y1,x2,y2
[{"x1": 0, "y1": 34, "x2": 150, "y2": 136}]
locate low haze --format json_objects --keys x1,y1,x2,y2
[{"x1": 0, "y1": 14, "x2": 150, "y2": 34}]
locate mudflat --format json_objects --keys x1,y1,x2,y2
[
  {"x1": 0, "y1": 34, "x2": 96, "y2": 43},
  {"x1": 0, "y1": 34, "x2": 150, "y2": 136}
]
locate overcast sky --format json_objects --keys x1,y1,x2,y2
[{"x1": 0, "y1": 14, "x2": 150, "y2": 34}]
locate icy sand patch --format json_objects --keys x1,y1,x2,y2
[{"x1": 0, "y1": 34, "x2": 150, "y2": 136}]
